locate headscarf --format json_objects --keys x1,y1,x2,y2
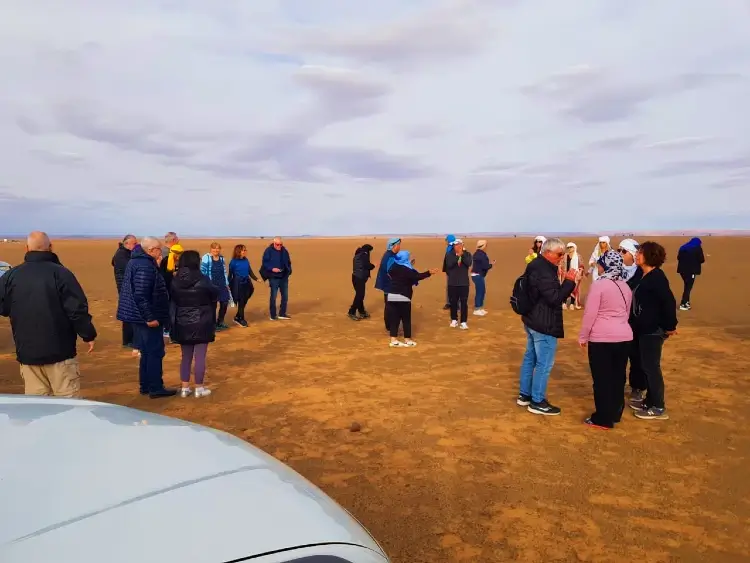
[
  {"x1": 476, "y1": 240, "x2": 487, "y2": 250},
  {"x1": 565, "y1": 242, "x2": 580, "y2": 271},
  {"x1": 386, "y1": 237, "x2": 401, "y2": 251},
  {"x1": 445, "y1": 234, "x2": 456, "y2": 253},
  {"x1": 386, "y1": 250, "x2": 415, "y2": 272},
  {"x1": 618, "y1": 238, "x2": 639, "y2": 281},
  {"x1": 596, "y1": 249, "x2": 624, "y2": 281},
  {"x1": 680, "y1": 237, "x2": 702, "y2": 252},
  {"x1": 166, "y1": 244, "x2": 184, "y2": 272},
  {"x1": 360, "y1": 244, "x2": 374, "y2": 253}
]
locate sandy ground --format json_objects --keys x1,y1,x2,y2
[{"x1": 1, "y1": 236, "x2": 749, "y2": 562}]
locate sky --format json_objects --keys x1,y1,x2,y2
[{"x1": 1, "y1": 0, "x2": 749, "y2": 237}]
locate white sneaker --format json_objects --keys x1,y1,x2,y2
[
  {"x1": 450, "y1": 320, "x2": 459, "y2": 328},
  {"x1": 195, "y1": 387, "x2": 212, "y2": 398},
  {"x1": 404, "y1": 339, "x2": 417, "y2": 347},
  {"x1": 180, "y1": 388, "x2": 192, "y2": 398},
  {"x1": 562, "y1": 304, "x2": 567, "y2": 311},
  {"x1": 473, "y1": 309, "x2": 484, "y2": 316},
  {"x1": 389, "y1": 340, "x2": 407, "y2": 348},
  {"x1": 460, "y1": 322, "x2": 469, "y2": 330}
]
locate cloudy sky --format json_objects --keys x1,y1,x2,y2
[{"x1": 1, "y1": 0, "x2": 749, "y2": 236}]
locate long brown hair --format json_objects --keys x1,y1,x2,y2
[{"x1": 232, "y1": 244, "x2": 246, "y2": 259}]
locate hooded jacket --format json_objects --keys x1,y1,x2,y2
[
  {"x1": 111, "y1": 243, "x2": 132, "y2": 294},
  {"x1": 677, "y1": 238, "x2": 705, "y2": 276},
  {"x1": 352, "y1": 245, "x2": 375, "y2": 280},
  {"x1": 169, "y1": 267, "x2": 219, "y2": 345}
]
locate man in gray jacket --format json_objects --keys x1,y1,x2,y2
[{"x1": 444, "y1": 238, "x2": 473, "y2": 329}]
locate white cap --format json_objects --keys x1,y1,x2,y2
[{"x1": 618, "y1": 238, "x2": 639, "y2": 256}]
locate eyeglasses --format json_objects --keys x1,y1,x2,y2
[{"x1": 618, "y1": 248, "x2": 628, "y2": 254}]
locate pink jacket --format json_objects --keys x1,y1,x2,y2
[{"x1": 579, "y1": 279, "x2": 633, "y2": 344}]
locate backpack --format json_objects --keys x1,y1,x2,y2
[{"x1": 510, "y1": 274, "x2": 533, "y2": 315}]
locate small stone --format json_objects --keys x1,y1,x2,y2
[{"x1": 349, "y1": 421, "x2": 362, "y2": 432}]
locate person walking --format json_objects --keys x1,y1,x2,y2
[
  {"x1": 471, "y1": 240, "x2": 495, "y2": 316},
  {"x1": 348, "y1": 244, "x2": 375, "y2": 321},
  {"x1": 169, "y1": 250, "x2": 219, "y2": 398},
  {"x1": 578, "y1": 250, "x2": 633, "y2": 429},
  {"x1": 117, "y1": 236, "x2": 176, "y2": 398},
  {"x1": 112, "y1": 234, "x2": 137, "y2": 350},
  {"x1": 260, "y1": 236, "x2": 292, "y2": 320},
  {"x1": 442, "y1": 234, "x2": 457, "y2": 309},
  {"x1": 0, "y1": 232, "x2": 97, "y2": 397},
  {"x1": 385, "y1": 250, "x2": 439, "y2": 347},
  {"x1": 444, "y1": 239, "x2": 473, "y2": 329},
  {"x1": 516, "y1": 238, "x2": 577, "y2": 415},
  {"x1": 201, "y1": 243, "x2": 231, "y2": 330},
  {"x1": 374, "y1": 237, "x2": 401, "y2": 331},
  {"x1": 677, "y1": 237, "x2": 705, "y2": 311},
  {"x1": 629, "y1": 241, "x2": 678, "y2": 421},
  {"x1": 228, "y1": 244, "x2": 259, "y2": 327}
]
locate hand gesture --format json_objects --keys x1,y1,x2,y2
[
  {"x1": 87, "y1": 341, "x2": 95, "y2": 354},
  {"x1": 564, "y1": 268, "x2": 578, "y2": 282},
  {"x1": 428, "y1": 268, "x2": 440, "y2": 275},
  {"x1": 146, "y1": 320, "x2": 160, "y2": 328},
  {"x1": 491, "y1": 259, "x2": 497, "y2": 265},
  {"x1": 579, "y1": 342, "x2": 587, "y2": 350},
  {"x1": 272, "y1": 268, "x2": 281, "y2": 273}
]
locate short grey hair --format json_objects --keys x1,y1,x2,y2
[
  {"x1": 541, "y1": 237, "x2": 565, "y2": 254},
  {"x1": 164, "y1": 232, "x2": 178, "y2": 244},
  {"x1": 140, "y1": 236, "x2": 161, "y2": 252}
]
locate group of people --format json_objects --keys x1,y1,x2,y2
[
  {"x1": 514, "y1": 234, "x2": 705, "y2": 427},
  {"x1": 0, "y1": 230, "x2": 704, "y2": 427}
]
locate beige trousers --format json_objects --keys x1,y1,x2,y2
[{"x1": 20, "y1": 358, "x2": 81, "y2": 398}]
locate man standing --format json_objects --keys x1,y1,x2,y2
[
  {"x1": 348, "y1": 244, "x2": 375, "y2": 321},
  {"x1": 112, "y1": 234, "x2": 137, "y2": 348},
  {"x1": 517, "y1": 237, "x2": 577, "y2": 416},
  {"x1": 444, "y1": 238, "x2": 472, "y2": 329},
  {"x1": 261, "y1": 236, "x2": 292, "y2": 320},
  {"x1": 374, "y1": 237, "x2": 401, "y2": 331},
  {"x1": 161, "y1": 231, "x2": 181, "y2": 339},
  {"x1": 117, "y1": 236, "x2": 176, "y2": 398},
  {"x1": 442, "y1": 234, "x2": 456, "y2": 309},
  {"x1": 0, "y1": 231, "x2": 97, "y2": 397}
]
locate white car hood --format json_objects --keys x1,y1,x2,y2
[{"x1": 0, "y1": 396, "x2": 385, "y2": 563}]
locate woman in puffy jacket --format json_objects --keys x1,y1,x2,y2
[{"x1": 170, "y1": 250, "x2": 219, "y2": 398}]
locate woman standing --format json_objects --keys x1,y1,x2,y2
[
  {"x1": 444, "y1": 239, "x2": 473, "y2": 329},
  {"x1": 559, "y1": 242, "x2": 584, "y2": 310},
  {"x1": 588, "y1": 236, "x2": 611, "y2": 281},
  {"x1": 629, "y1": 241, "x2": 678, "y2": 421},
  {"x1": 524, "y1": 236, "x2": 546, "y2": 264},
  {"x1": 170, "y1": 250, "x2": 219, "y2": 398},
  {"x1": 228, "y1": 244, "x2": 259, "y2": 327},
  {"x1": 201, "y1": 242, "x2": 231, "y2": 331},
  {"x1": 676, "y1": 237, "x2": 705, "y2": 311},
  {"x1": 617, "y1": 238, "x2": 646, "y2": 401},
  {"x1": 471, "y1": 240, "x2": 495, "y2": 316},
  {"x1": 578, "y1": 250, "x2": 633, "y2": 429},
  {"x1": 386, "y1": 251, "x2": 439, "y2": 347}
]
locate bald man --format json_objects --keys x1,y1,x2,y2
[{"x1": 0, "y1": 231, "x2": 97, "y2": 397}]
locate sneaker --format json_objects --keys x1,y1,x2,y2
[
  {"x1": 679, "y1": 304, "x2": 689, "y2": 311},
  {"x1": 195, "y1": 387, "x2": 212, "y2": 398},
  {"x1": 629, "y1": 396, "x2": 646, "y2": 410},
  {"x1": 389, "y1": 340, "x2": 407, "y2": 348},
  {"x1": 270, "y1": 316, "x2": 278, "y2": 321},
  {"x1": 348, "y1": 313, "x2": 360, "y2": 321},
  {"x1": 216, "y1": 323, "x2": 230, "y2": 331},
  {"x1": 527, "y1": 400, "x2": 562, "y2": 416},
  {"x1": 149, "y1": 388, "x2": 178, "y2": 399},
  {"x1": 473, "y1": 309, "x2": 487, "y2": 316},
  {"x1": 443, "y1": 304, "x2": 451, "y2": 310},
  {"x1": 234, "y1": 317, "x2": 244, "y2": 327},
  {"x1": 359, "y1": 311, "x2": 371, "y2": 319},
  {"x1": 634, "y1": 407, "x2": 669, "y2": 420},
  {"x1": 460, "y1": 322, "x2": 469, "y2": 330},
  {"x1": 516, "y1": 394, "x2": 532, "y2": 406},
  {"x1": 450, "y1": 320, "x2": 459, "y2": 328},
  {"x1": 278, "y1": 315, "x2": 291, "y2": 320},
  {"x1": 629, "y1": 388, "x2": 645, "y2": 402},
  {"x1": 404, "y1": 339, "x2": 417, "y2": 347},
  {"x1": 239, "y1": 319, "x2": 248, "y2": 327},
  {"x1": 180, "y1": 387, "x2": 192, "y2": 398}
]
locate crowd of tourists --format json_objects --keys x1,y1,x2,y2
[{"x1": 0, "y1": 229, "x2": 705, "y2": 429}]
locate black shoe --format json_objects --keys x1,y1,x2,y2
[
  {"x1": 149, "y1": 388, "x2": 177, "y2": 399},
  {"x1": 216, "y1": 322, "x2": 230, "y2": 331},
  {"x1": 359, "y1": 311, "x2": 370, "y2": 319},
  {"x1": 527, "y1": 400, "x2": 561, "y2": 416},
  {"x1": 443, "y1": 304, "x2": 451, "y2": 310},
  {"x1": 516, "y1": 394, "x2": 532, "y2": 406},
  {"x1": 123, "y1": 343, "x2": 134, "y2": 349},
  {"x1": 239, "y1": 318, "x2": 248, "y2": 327},
  {"x1": 139, "y1": 390, "x2": 148, "y2": 396},
  {"x1": 348, "y1": 313, "x2": 360, "y2": 321}
]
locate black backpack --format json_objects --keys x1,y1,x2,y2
[{"x1": 510, "y1": 274, "x2": 533, "y2": 315}]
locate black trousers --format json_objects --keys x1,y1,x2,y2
[
  {"x1": 628, "y1": 337, "x2": 647, "y2": 391},
  {"x1": 640, "y1": 334, "x2": 666, "y2": 409},
  {"x1": 349, "y1": 276, "x2": 367, "y2": 315},
  {"x1": 588, "y1": 341, "x2": 630, "y2": 427},
  {"x1": 383, "y1": 293, "x2": 390, "y2": 330},
  {"x1": 122, "y1": 322, "x2": 134, "y2": 347},
  {"x1": 216, "y1": 301, "x2": 228, "y2": 324},
  {"x1": 387, "y1": 301, "x2": 412, "y2": 338},
  {"x1": 448, "y1": 285, "x2": 469, "y2": 323},
  {"x1": 234, "y1": 282, "x2": 254, "y2": 320},
  {"x1": 680, "y1": 273, "x2": 695, "y2": 305}
]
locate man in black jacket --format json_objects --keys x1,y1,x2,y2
[
  {"x1": 517, "y1": 237, "x2": 577, "y2": 416},
  {"x1": 348, "y1": 244, "x2": 375, "y2": 321},
  {"x1": 112, "y1": 234, "x2": 137, "y2": 348},
  {"x1": 0, "y1": 231, "x2": 97, "y2": 397}
]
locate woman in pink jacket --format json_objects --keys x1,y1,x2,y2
[{"x1": 578, "y1": 250, "x2": 633, "y2": 429}]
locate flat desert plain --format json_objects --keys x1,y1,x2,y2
[{"x1": 1, "y1": 236, "x2": 749, "y2": 563}]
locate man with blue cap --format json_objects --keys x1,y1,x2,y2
[
  {"x1": 442, "y1": 234, "x2": 456, "y2": 309},
  {"x1": 375, "y1": 237, "x2": 402, "y2": 331}
]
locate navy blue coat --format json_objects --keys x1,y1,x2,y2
[
  {"x1": 116, "y1": 246, "x2": 170, "y2": 327},
  {"x1": 374, "y1": 250, "x2": 395, "y2": 293}
]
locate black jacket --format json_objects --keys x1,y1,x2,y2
[
  {"x1": 169, "y1": 268, "x2": 219, "y2": 345},
  {"x1": 387, "y1": 265, "x2": 432, "y2": 300},
  {"x1": 0, "y1": 251, "x2": 97, "y2": 365},
  {"x1": 111, "y1": 244, "x2": 132, "y2": 294},
  {"x1": 626, "y1": 267, "x2": 643, "y2": 290},
  {"x1": 471, "y1": 249, "x2": 493, "y2": 277},
  {"x1": 522, "y1": 256, "x2": 575, "y2": 338},
  {"x1": 352, "y1": 245, "x2": 375, "y2": 280},
  {"x1": 677, "y1": 246, "x2": 705, "y2": 276},
  {"x1": 444, "y1": 251, "x2": 473, "y2": 286},
  {"x1": 630, "y1": 268, "x2": 678, "y2": 335}
]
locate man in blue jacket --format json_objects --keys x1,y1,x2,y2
[
  {"x1": 117, "y1": 236, "x2": 176, "y2": 398},
  {"x1": 374, "y1": 237, "x2": 401, "y2": 331},
  {"x1": 261, "y1": 236, "x2": 292, "y2": 320}
]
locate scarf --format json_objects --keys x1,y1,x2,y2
[
  {"x1": 597, "y1": 249, "x2": 624, "y2": 281},
  {"x1": 387, "y1": 250, "x2": 415, "y2": 272},
  {"x1": 565, "y1": 243, "x2": 580, "y2": 271},
  {"x1": 166, "y1": 244, "x2": 184, "y2": 272},
  {"x1": 679, "y1": 237, "x2": 702, "y2": 252},
  {"x1": 386, "y1": 237, "x2": 401, "y2": 251},
  {"x1": 445, "y1": 234, "x2": 456, "y2": 253}
]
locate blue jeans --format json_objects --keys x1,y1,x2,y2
[
  {"x1": 133, "y1": 324, "x2": 166, "y2": 393},
  {"x1": 472, "y1": 275, "x2": 486, "y2": 308},
  {"x1": 269, "y1": 277, "x2": 289, "y2": 318},
  {"x1": 519, "y1": 325, "x2": 558, "y2": 403}
]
